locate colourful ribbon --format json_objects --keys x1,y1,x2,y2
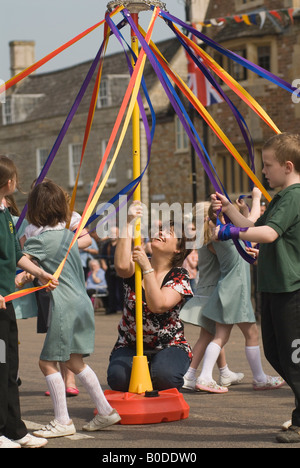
[
  {"x1": 67, "y1": 21, "x2": 111, "y2": 226},
  {"x1": 218, "y1": 223, "x2": 249, "y2": 241},
  {"x1": 138, "y1": 23, "x2": 271, "y2": 202},
  {"x1": 160, "y1": 10, "x2": 296, "y2": 95},
  {"x1": 171, "y1": 23, "x2": 281, "y2": 136},
  {"x1": 85, "y1": 13, "x2": 157, "y2": 232},
  {"x1": 6, "y1": 7, "x2": 159, "y2": 302},
  {"x1": 51, "y1": 7, "x2": 160, "y2": 282},
  {"x1": 169, "y1": 24, "x2": 256, "y2": 182},
  {"x1": 135, "y1": 19, "x2": 258, "y2": 264}
]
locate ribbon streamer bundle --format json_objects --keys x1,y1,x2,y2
[{"x1": 1, "y1": 4, "x2": 297, "y2": 301}]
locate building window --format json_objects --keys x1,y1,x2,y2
[
  {"x1": 213, "y1": 41, "x2": 274, "y2": 85},
  {"x1": 97, "y1": 78, "x2": 111, "y2": 108},
  {"x1": 101, "y1": 140, "x2": 117, "y2": 186},
  {"x1": 2, "y1": 96, "x2": 14, "y2": 125},
  {"x1": 69, "y1": 144, "x2": 83, "y2": 187},
  {"x1": 235, "y1": 0, "x2": 264, "y2": 11},
  {"x1": 175, "y1": 116, "x2": 189, "y2": 152},
  {"x1": 228, "y1": 49, "x2": 248, "y2": 82},
  {"x1": 36, "y1": 148, "x2": 49, "y2": 177},
  {"x1": 213, "y1": 52, "x2": 225, "y2": 85},
  {"x1": 257, "y1": 46, "x2": 271, "y2": 72},
  {"x1": 217, "y1": 153, "x2": 251, "y2": 195}
]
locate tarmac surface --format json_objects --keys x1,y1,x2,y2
[{"x1": 17, "y1": 311, "x2": 298, "y2": 450}]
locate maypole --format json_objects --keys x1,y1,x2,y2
[
  {"x1": 104, "y1": 0, "x2": 190, "y2": 424},
  {"x1": 107, "y1": 0, "x2": 166, "y2": 395},
  {"x1": 128, "y1": 7, "x2": 153, "y2": 394}
]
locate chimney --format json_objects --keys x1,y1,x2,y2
[
  {"x1": 190, "y1": 0, "x2": 210, "y2": 24},
  {"x1": 9, "y1": 40, "x2": 35, "y2": 78}
]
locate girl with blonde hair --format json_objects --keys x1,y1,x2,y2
[{"x1": 181, "y1": 197, "x2": 283, "y2": 393}]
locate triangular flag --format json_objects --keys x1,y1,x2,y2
[
  {"x1": 259, "y1": 11, "x2": 267, "y2": 29},
  {"x1": 282, "y1": 9, "x2": 291, "y2": 20},
  {"x1": 242, "y1": 15, "x2": 252, "y2": 26},
  {"x1": 249, "y1": 14, "x2": 257, "y2": 25},
  {"x1": 234, "y1": 15, "x2": 243, "y2": 23},
  {"x1": 288, "y1": 7, "x2": 294, "y2": 24},
  {"x1": 270, "y1": 10, "x2": 283, "y2": 22}
]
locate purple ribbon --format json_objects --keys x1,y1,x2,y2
[{"x1": 218, "y1": 223, "x2": 249, "y2": 241}]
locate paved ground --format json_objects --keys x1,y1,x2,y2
[{"x1": 16, "y1": 312, "x2": 298, "y2": 450}]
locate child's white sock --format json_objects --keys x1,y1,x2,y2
[
  {"x1": 46, "y1": 372, "x2": 71, "y2": 425},
  {"x1": 185, "y1": 367, "x2": 197, "y2": 380},
  {"x1": 219, "y1": 364, "x2": 231, "y2": 377},
  {"x1": 77, "y1": 365, "x2": 113, "y2": 416},
  {"x1": 199, "y1": 342, "x2": 221, "y2": 382},
  {"x1": 245, "y1": 346, "x2": 267, "y2": 382}
]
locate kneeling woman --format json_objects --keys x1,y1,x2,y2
[{"x1": 107, "y1": 202, "x2": 193, "y2": 392}]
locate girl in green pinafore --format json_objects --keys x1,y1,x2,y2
[
  {"x1": 22, "y1": 181, "x2": 120, "y2": 439},
  {"x1": 181, "y1": 201, "x2": 283, "y2": 394}
]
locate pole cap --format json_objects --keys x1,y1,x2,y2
[{"x1": 107, "y1": 0, "x2": 167, "y2": 13}]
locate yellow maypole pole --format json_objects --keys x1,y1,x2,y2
[
  {"x1": 128, "y1": 5, "x2": 153, "y2": 394},
  {"x1": 107, "y1": 0, "x2": 168, "y2": 394}
]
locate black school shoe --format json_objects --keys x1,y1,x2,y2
[{"x1": 277, "y1": 426, "x2": 300, "y2": 443}]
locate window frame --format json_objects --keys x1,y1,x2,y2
[
  {"x1": 212, "y1": 37, "x2": 277, "y2": 87},
  {"x1": 2, "y1": 95, "x2": 14, "y2": 125},
  {"x1": 97, "y1": 77, "x2": 111, "y2": 109},
  {"x1": 175, "y1": 115, "x2": 189, "y2": 153},
  {"x1": 101, "y1": 139, "x2": 117, "y2": 186},
  {"x1": 36, "y1": 148, "x2": 49, "y2": 177},
  {"x1": 68, "y1": 143, "x2": 83, "y2": 187},
  {"x1": 216, "y1": 152, "x2": 251, "y2": 196},
  {"x1": 235, "y1": 0, "x2": 264, "y2": 12}
]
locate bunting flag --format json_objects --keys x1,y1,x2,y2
[
  {"x1": 192, "y1": 7, "x2": 300, "y2": 29},
  {"x1": 3, "y1": 2, "x2": 300, "y2": 302}
]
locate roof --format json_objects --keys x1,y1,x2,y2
[
  {"x1": 12, "y1": 38, "x2": 182, "y2": 122},
  {"x1": 206, "y1": 12, "x2": 284, "y2": 44}
]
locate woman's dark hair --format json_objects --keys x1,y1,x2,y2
[
  {"x1": 168, "y1": 220, "x2": 193, "y2": 268},
  {"x1": 27, "y1": 180, "x2": 71, "y2": 228}
]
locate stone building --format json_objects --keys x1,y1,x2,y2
[
  {"x1": 0, "y1": 33, "x2": 192, "y2": 217},
  {"x1": 200, "y1": 0, "x2": 300, "y2": 200},
  {"x1": 1, "y1": 0, "x2": 300, "y2": 220}
]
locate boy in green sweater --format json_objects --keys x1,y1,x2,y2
[{"x1": 211, "y1": 133, "x2": 300, "y2": 443}]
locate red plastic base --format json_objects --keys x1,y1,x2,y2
[{"x1": 101, "y1": 388, "x2": 189, "y2": 425}]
